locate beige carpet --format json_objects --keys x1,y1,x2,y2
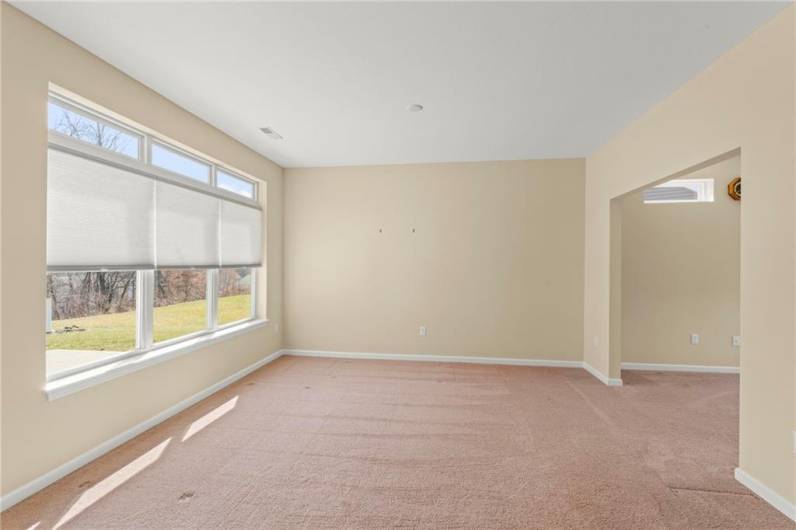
[{"x1": 2, "y1": 356, "x2": 793, "y2": 529}]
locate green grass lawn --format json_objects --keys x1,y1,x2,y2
[{"x1": 46, "y1": 294, "x2": 251, "y2": 351}]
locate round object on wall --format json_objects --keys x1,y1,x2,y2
[{"x1": 728, "y1": 177, "x2": 741, "y2": 201}]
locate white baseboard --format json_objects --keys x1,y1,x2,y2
[
  {"x1": 582, "y1": 361, "x2": 623, "y2": 386},
  {"x1": 621, "y1": 362, "x2": 739, "y2": 374},
  {"x1": 283, "y1": 349, "x2": 583, "y2": 368},
  {"x1": 286, "y1": 349, "x2": 623, "y2": 386},
  {"x1": 0, "y1": 349, "x2": 285, "y2": 512},
  {"x1": 735, "y1": 468, "x2": 796, "y2": 522}
]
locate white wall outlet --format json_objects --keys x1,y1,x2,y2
[
  {"x1": 419, "y1": 326, "x2": 427, "y2": 337},
  {"x1": 690, "y1": 333, "x2": 700, "y2": 345},
  {"x1": 732, "y1": 335, "x2": 741, "y2": 347},
  {"x1": 592, "y1": 336, "x2": 599, "y2": 348}
]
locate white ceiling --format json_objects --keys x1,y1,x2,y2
[{"x1": 16, "y1": 2, "x2": 788, "y2": 168}]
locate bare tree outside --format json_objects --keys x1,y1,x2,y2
[
  {"x1": 219, "y1": 268, "x2": 251, "y2": 298},
  {"x1": 49, "y1": 101, "x2": 138, "y2": 158}
]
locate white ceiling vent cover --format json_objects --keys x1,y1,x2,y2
[{"x1": 259, "y1": 127, "x2": 283, "y2": 140}]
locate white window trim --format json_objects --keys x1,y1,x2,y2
[{"x1": 45, "y1": 319, "x2": 269, "y2": 401}]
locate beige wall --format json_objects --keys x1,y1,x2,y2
[
  {"x1": 584, "y1": 7, "x2": 794, "y2": 505},
  {"x1": 2, "y1": 0, "x2": 794, "y2": 514},
  {"x1": 284, "y1": 160, "x2": 584, "y2": 360},
  {"x1": 620, "y1": 156, "x2": 741, "y2": 367},
  {"x1": 0, "y1": 4, "x2": 283, "y2": 496}
]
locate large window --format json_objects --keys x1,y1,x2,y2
[{"x1": 45, "y1": 95, "x2": 262, "y2": 380}]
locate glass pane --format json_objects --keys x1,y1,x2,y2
[
  {"x1": 46, "y1": 272, "x2": 136, "y2": 378},
  {"x1": 154, "y1": 269, "x2": 207, "y2": 343},
  {"x1": 218, "y1": 268, "x2": 252, "y2": 326},
  {"x1": 643, "y1": 179, "x2": 714, "y2": 204},
  {"x1": 48, "y1": 101, "x2": 140, "y2": 159},
  {"x1": 151, "y1": 143, "x2": 210, "y2": 183},
  {"x1": 217, "y1": 169, "x2": 255, "y2": 199}
]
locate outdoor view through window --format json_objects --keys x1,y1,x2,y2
[
  {"x1": 218, "y1": 268, "x2": 253, "y2": 326},
  {"x1": 154, "y1": 269, "x2": 208, "y2": 343},
  {"x1": 46, "y1": 272, "x2": 137, "y2": 375}
]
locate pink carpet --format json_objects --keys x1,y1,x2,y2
[{"x1": 2, "y1": 356, "x2": 793, "y2": 529}]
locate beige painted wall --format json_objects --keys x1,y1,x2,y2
[
  {"x1": 284, "y1": 160, "x2": 584, "y2": 360},
  {"x1": 620, "y1": 156, "x2": 741, "y2": 367},
  {"x1": 0, "y1": 4, "x2": 283, "y2": 496},
  {"x1": 584, "y1": 7, "x2": 794, "y2": 505}
]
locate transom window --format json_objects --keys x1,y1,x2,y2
[
  {"x1": 217, "y1": 169, "x2": 256, "y2": 199},
  {"x1": 643, "y1": 178, "x2": 714, "y2": 204},
  {"x1": 151, "y1": 141, "x2": 211, "y2": 183},
  {"x1": 45, "y1": 94, "x2": 263, "y2": 381},
  {"x1": 47, "y1": 99, "x2": 141, "y2": 159}
]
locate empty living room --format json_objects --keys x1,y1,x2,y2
[{"x1": 1, "y1": 1, "x2": 795, "y2": 528}]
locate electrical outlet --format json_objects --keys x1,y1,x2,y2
[
  {"x1": 732, "y1": 335, "x2": 741, "y2": 347},
  {"x1": 690, "y1": 333, "x2": 700, "y2": 345},
  {"x1": 419, "y1": 326, "x2": 427, "y2": 337},
  {"x1": 592, "y1": 336, "x2": 599, "y2": 348}
]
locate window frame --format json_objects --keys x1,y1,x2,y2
[{"x1": 45, "y1": 93, "x2": 262, "y2": 383}]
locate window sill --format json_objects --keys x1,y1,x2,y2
[{"x1": 45, "y1": 319, "x2": 269, "y2": 401}]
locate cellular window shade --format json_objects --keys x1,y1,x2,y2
[
  {"x1": 155, "y1": 181, "x2": 219, "y2": 268},
  {"x1": 47, "y1": 148, "x2": 155, "y2": 270},
  {"x1": 219, "y1": 201, "x2": 263, "y2": 267}
]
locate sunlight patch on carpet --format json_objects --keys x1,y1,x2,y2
[
  {"x1": 53, "y1": 438, "x2": 171, "y2": 529},
  {"x1": 182, "y1": 396, "x2": 238, "y2": 441}
]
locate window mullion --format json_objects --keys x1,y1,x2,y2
[
  {"x1": 136, "y1": 270, "x2": 154, "y2": 350},
  {"x1": 250, "y1": 268, "x2": 257, "y2": 319},
  {"x1": 207, "y1": 269, "x2": 219, "y2": 330}
]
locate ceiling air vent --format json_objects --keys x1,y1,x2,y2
[{"x1": 259, "y1": 127, "x2": 283, "y2": 140}]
